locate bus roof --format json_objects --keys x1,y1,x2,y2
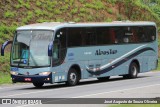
[{"x1": 17, "y1": 21, "x2": 156, "y2": 30}]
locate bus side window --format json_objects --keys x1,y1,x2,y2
[
  {"x1": 138, "y1": 27, "x2": 150, "y2": 42},
  {"x1": 115, "y1": 27, "x2": 124, "y2": 44},
  {"x1": 109, "y1": 29, "x2": 116, "y2": 44},
  {"x1": 131, "y1": 27, "x2": 138, "y2": 43},
  {"x1": 147, "y1": 26, "x2": 156, "y2": 41},
  {"x1": 96, "y1": 27, "x2": 115, "y2": 45},
  {"x1": 53, "y1": 28, "x2": 67, "y2": 66},
  {"x1": 123, "y1": 27, "x2": 134, "y2": 43},
  {"x1": 80, "y1": 30, "x2": 86, "y2": 46},
  {"x1": 104, "y1": 29, "x2": 112, "y2": 44},
  {"x1": 85, "y1": 28, "x2": 96, "y2": 46},
  {"x1": 68, "y1": 28, "x2": 82, "y2": 47}
]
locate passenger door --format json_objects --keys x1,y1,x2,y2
[{"x1": 52, "y1": 28, "x2": 67, "y2": 66}]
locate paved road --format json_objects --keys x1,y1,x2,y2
[{"x1": 0, "y1": 71, "x2": 160, "y2": 107}]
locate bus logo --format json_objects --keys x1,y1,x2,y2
[
  {"x1": 26, "y1": 72, "x2": 29, "y2": 75},
  {"x1": 95, "y1": 49, "x2": 117, "y2": 56}
]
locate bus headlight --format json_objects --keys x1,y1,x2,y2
[
  {"x1": 39, "y1": 72, "x2": 51, "y2": 76},
  {"x1": 10, "y1": 71, "x2": 18, "y2": 75}
]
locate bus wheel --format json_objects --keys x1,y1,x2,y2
[
  {"x1": 66, "y1": 68, "x2": 79, "y2": 86},
  {"x1": 124, "y1": 62, "x2": 139, "y2": 79},
  {"x1": 33, "y1": 82, "x2": 44, "y2": 88},
  {"x1": 97, "y1": 76, "x2": 110, "y2": 81}
]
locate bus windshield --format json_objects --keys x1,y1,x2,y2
[{"x1": 11, "y1": 30, "x2": 53, "y2": 67}]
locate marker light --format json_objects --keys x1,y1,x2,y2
[{"x1": 39, "y1": 72, "x2": 51, "y2": 76}]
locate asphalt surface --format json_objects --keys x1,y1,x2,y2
[{"x1": 0, "y1": 71, "x2": 160, "y2": 107}]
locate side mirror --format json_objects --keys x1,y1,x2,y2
[
  {"x1": 1, "y1": 40, "x2": 12, "y2": 56},
  {"x1": 48, "y1": 42, "x2": 53, "y2": 57}
]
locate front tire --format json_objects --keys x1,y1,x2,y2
[
  {"x1": 66, "y1": 68, "x2": 79, "y2": 86},
  {"x1": 33, "y1": 82, "x2": 44, "y2": 88}
]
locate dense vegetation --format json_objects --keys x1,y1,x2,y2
[
  {"x1": 0, "y1": 0, "x2": 160, "y2": 84},
  {"x1": 0, "y1": 0, "x2": 160, "y2": 44}
]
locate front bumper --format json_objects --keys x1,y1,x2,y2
[{"x1": 11, "y1": 73, "x2": 52, "y2": 83}]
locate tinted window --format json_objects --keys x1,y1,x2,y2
[
  {"x1": 114, "y1": 26, "x2": 156, "y2": 44},
  {"x1": 123, "y1": 26, "x2": 135, "y2": 43},
  {"x1": 68, "y1": 28, "x2": 83, "y2": 47},
  {"x1": 53, "y1": 28, "x2": 67, "y2": 66},
  {"x1": 85, "y1": 28, "x2": 96, "y2": 46},
  {"x1": 114, "y1": 26, "x2": 138, "y2": 43},
  {"x1": 67, "y1": 27, "x2": 96, "y2": 47},
  {"x1": 134, "y1": 26, "x2": 156, "y2": 43},
  {"x1": 114, "y1": 27, "x2": 125, "y2": 43},
  {"x1": 55, "y1": 28, "x2": 67, "y2": 48},
  {"x1": 144, "y1": 26, "x2": 156, "y2": 42},
  {"x1": 96, "y1": 27, "x2": 115, "y2": 45},
  {"x1": 67, "y1": 26, "x2": 156, "y2": 47}
]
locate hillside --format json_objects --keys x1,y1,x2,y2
[
  {"x1": 0, "y1": 0, "x2": 160, "y2": 43},
  {"x1": 0, "y1": 0, "x2": 160, "y2": 74}
]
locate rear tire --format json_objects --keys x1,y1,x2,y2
[
  {"x1": 123, "y1": 62, "x2": 139, "y2": 79},
  {"x1": 33, "y1": 82, "x2": 44, "y2": 88},
  {"x1": 97, "y1": 76, "x2": 110, "y2": 81},
  {"x1": 66, "y1": 68, "x2": 79, "y2": 86}
]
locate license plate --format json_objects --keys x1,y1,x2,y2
[{"x1": 24, "y1": 78, "x2": 31, "y2": 81}]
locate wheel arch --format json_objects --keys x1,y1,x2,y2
[{"x1": 69, "y1": 64, "x2": 82, "y2": 80}]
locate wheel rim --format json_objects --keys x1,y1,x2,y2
[
  {"x1": 70, "y1": 72, "x2": 77, "y2": 83},
  {"x1": 132, "y1": 66, "x2": 137, "y2": 76}
]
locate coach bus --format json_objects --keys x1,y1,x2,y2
[{"x1": 1, "y1": 21, "x2": 158, "y2": 87}]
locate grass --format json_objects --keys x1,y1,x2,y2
[
  {"x1": 107, "y1": 8, "x2": 113, "y2": 14},
  {"x1": 61, "y1": 5, "x2": 69, "y2": 12},
  {"x1": 109, "y1": 104, "x2": 160, "y2": 107},
  {"x1": 80, "y1": 8, "x2": 86, "y2": 13},
  {"x1": 0, "y1": 24, "x2": 17, "y2": 44},
  {"x1": 79, "y1": 0, "x2": 85, "y2": 3},
  {"x1": 71, "y1": 8, "x2": 78, "y2": 15},
  {"x1": 105, "y1": 18, "x2": 113, "y2": 22},
  {"x1": 85, "y1": 1, "x2": 105, "y2": 10},
  {"x1": 35, "y1": 9, "x2": 43, "y2": 16},
  {"x1": 0, "y1": 72, "x2": 12, "y2": 85},
  {"x1": 117, "y1": 14, "x2": 124, "y2": 21},
  {"x1": 156, "y1": 58, "x2": 160, "y2": 71},
  {"x1": 36, "y1": 1, "x2": 42, "y2": 7},
  {"x1": 24, "y1": 2, "x2": 30, "y2": 9},
  {"x1": 15, "y1": 4, "x2": 22, "y2": 9},
  {"x1": 4, "y1": 11, "x2": 15, "y2": 18},
  {"x1": 73, "y1": 18, "x2": 81, "y2": 22},
  {"x1": 54, "y1": 9, "x2": 62, "y2": 15},
  {"x1": 78, "y1": 13, "x2": 86, "y2": 18},
  {"x1": 107, "y1": 0, "x2": 117, "y2": 4}
]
